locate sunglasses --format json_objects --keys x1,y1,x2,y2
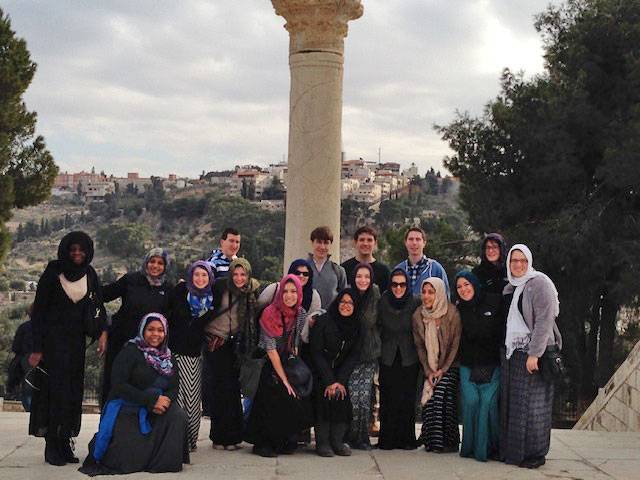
[
  {"x1": 295, "y1": 270, "x2": 310, "y2": 277},
  {"x1": 391, "y1": 282, "x2": 407, "y2": 288}
]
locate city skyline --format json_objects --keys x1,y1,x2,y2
[{"x1": 3, "y1": 1, "x2": 559, "y2": 177}]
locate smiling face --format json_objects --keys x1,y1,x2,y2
[
  {"x1": 405, "y1": 231, "x2": 426, "y2": 257},
  {"x1": 293, "y1": 265, "x2": 310, "y2": 287},
  {"x1": 390, "y1": 273, "x2": 408, "y2": 299},
  {"x1": 338, "y1": 293, "x2": 355, "y2": 317},
  {"x1": 509, "y1": 249, "x2": 529, "y2": 278},
  {"x1": 143, "y1": 319, "x2": 165, "y2": 348},
  {"x1": 69, "y1": 243, "x2": 86, "y2": 265},
  {"x1": 485, "y1": 239, "x2": 501, "y2": 263},
  {"x1": 456, "y1": 277, "x2": 475, "y2": 302},
  {"x1": 312, "y1": 239, "x2": 331, "y2": 260},
  {"x1": 232, "y1": 266, "x2": 248, "y2": 288},
  {"x1": 355, "y1": 233, "x2": 376, "y2": 257},
  {"x1": 146, "y1": 256, "x2": 166, "y2": 277},
  {"x1": 192, "y1": 267, "x2": 210, "y2": 289},
  {"x1": 354, "y1": 267, "x2": 371, "y2": 293},
  {"x1": 282, "y1": 281, "x2": 298, "y2": 308},
  {"x1": 220, "y1": 233, "x2": 241, "y2": 258},
  {"x1": 421, "y1": 282, "x2": 437, "y2": 309}
]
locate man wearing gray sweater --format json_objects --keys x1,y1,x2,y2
[{"x1": 306, "y1": 226, "x2": 347, "y2": 308}]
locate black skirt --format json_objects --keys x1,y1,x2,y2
[
  {"x1": 245, "y1": 363, "x2": 313, "y2": 448},
  {"x1": 79, "y1": 403, "x2": 188, "y2": 476},
  {"x1": 378, "y1": 355, "x2": 419, "y2": 449}
]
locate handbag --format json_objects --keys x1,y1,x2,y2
[
  {"x1": 283, "y1": 354, "x2": 313, "y2": 398},
  {"x1": 83, "y1": 273, "x2": 106, "y2": 341},
  {"x1": 540, "y1": 344, "x2": 566, "y2": 383},
  {"x1": 239, "y1": 349, "x2": 266, "y2": 399}
]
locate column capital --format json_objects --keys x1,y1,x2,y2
[{"x1": 271, "y1": 0, "x2": 363, "y2": 55}]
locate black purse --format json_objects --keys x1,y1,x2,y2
[
  {"x1": 279, "y1": 314, "x2": 313, "y2": 398},
  {"x1": 239, "y1": 348, "x2": 266, "y2": 399},
  {"x1": 540, "y1": 345, "x2": 566, "y2": 383},
  {"x1": 83, "y1": 274, "x2": 105, "y2": 341}
]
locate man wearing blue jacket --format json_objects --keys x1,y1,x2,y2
[{"x1": 395, "y1": 226, "x2": 450, "y2": 298}]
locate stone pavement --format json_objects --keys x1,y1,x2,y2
[{"x1": 1, "y1": 412, "x2": 639, "y2": 480}]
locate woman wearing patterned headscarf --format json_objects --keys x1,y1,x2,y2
[
  {"x1": 101, "y1": 248, "x2": 172, "y2": 407},
  {"x1": 456, "y1": 270, "x2": 503, "y2": 462},
  {"x1": 500, "y1": 244, "x2": 561, "y2": 469},
  {"x1": 203, "y1": 258, "x2": 260, "y2": 450},
  {"x1": 167, "y1": 260, "x2": 215, "y2": 452},
  {"x1": 28, "y1": 231, "x2": 106, "y2": 466},
  {"x1": 245, "y1": 274, "x2": 313, "y2": 457},
  {"x1": 412, "y1": 277, "x2": 462, "y2": 453},
  {"x1": 79, "y1": 313, "x2": 187, "y2": 476},
  {"x1": 377, "y1": 268, "x2": 421, "y2": 450}
]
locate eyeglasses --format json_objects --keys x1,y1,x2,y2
[
  {"x1": 390, "y1": 282, "x2": 407, "y2": 288},
  {"x1": 485, "y1": 245, "x2": 500, "y2": 251},
  {"x1": 510, "y1": 258, "x2": 528, "y2": 264},
  {"x1": 339, "y1": 300, "x2": 355, "y2": 306},
  {"x1": 294, "y1": 270, "x2": 310, "y2": 277}
]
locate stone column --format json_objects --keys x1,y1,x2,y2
[{"x1": 272, "y1": 0, "x2": 363, "y2": 269}]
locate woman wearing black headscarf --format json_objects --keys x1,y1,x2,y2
[
  {"x1": 101, "y1": 248, "x2": 172, "y2": 407},
  {"x1": 376, "y1": 268, "x2": 421, "y2": 450},
  {"x1": 310, "y1": 288, "x2": 362, "y2": 457},
  {"x1": 28, "y1": 231, "x2": 106, "y2": 466},
  {"x1": 472, "y1": 233, "x2": 508, "y2": 295}
]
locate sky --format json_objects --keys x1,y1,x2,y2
[{"x1": 2, "y1": 1, "x2": 559, "y2": 178}]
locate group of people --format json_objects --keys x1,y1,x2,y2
[{"x1": 21, "y1": 223, "x2": 561, "y2": 474}]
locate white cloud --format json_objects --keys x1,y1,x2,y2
[{"x1": 3, "y1": 0, "x2": 558, "y2": 177}]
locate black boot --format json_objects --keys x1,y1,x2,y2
[
  {"x1": 330, "y1": 423, "x2": 351, "y2": 456},
  {"x1": 314, "y1": 423, "x2": 334, "y2": 457},
  {"x1": 58, "y1": 437, "x2": 79, "y2": 463},
  {"x1": 44, "y1": 437, "x2": 66, "y2": 466}
]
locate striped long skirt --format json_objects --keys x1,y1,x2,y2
[
  {"x1": 174, "y1": 354, "x2": 202, "y2": 451},
  {"x1": 500, "y1": 350, "x2": 553, "y2": 465},
  {"x1": 346, "y1": 360, "x2": 377, "y2": 448},
  {"x1": 419, "y1": 367, "x2": 460, "y2": 452}
]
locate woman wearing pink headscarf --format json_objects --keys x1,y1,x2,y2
[{"x1": 245, "y1": 274, "x2": 313, "y2": 458}]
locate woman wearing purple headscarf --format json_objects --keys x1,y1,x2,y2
[{"x1": 167, "y1": 260, "x2": 215, "y2": 452}]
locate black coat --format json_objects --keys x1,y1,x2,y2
[
  {"x1": 458, "y1": 293, "x2": 504, "y2": 368},
  {"x1": 310, "y1": 313, "x2": 361, "y2": 388},
  {"x1": 378, "y1": 293, "x2": 421, "y2": 367},
  {"x1": 167, "y1": 282, "x2": 212, "y2": 357},
  {"x1": 107, "y1": 343, "x2": 179, "y2": 409},
  {"x1": 102, "y1": 272, "x2": 171, "y2": 407},
  {"x1": 29, "y1": 261, "x2": 105, "y2": 438}
]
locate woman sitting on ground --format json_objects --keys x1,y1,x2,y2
[{"x1": 79, "y1": 313, "x2": 187, "y2": 476}]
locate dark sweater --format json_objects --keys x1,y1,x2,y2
[
  {"x1": 341, "y1": 257, "x2": 391, "y2": 293},
  {"x1": 378, "y1": 293, "x2": 421, "y2": 367},
  {"x1": 103, "y1": 272, "x2": 171, "y2": 345},
  {"x1": 108, "y1": 343, "x2": 179, "y2": 410},
  {"x1": 167, "y1": 282, "x2": 212, "y2": 357},
  {"x1": 472, "y1": 263, "x2": 508, "y2": 296},
  {"x1": 310, "y1": 313, "x2": 361, "y2": 388},
  {"x1": 458, "y1": 293, "x2": 504, "y2": 368}
]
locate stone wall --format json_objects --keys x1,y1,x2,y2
[{"x1": 574, "y1": 340, "x2": 640, "y2": 431}]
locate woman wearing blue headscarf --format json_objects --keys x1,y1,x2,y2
[
  {"x1": 455, "y1": 271, "x2": 503, "y2": 462},
  {"x1": 79, "y1": 313, "x2": 187, "y2": 475},
  {"x1": 168, "y1": 260, "x2": 215, "y2": 452}
]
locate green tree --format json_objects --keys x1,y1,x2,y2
[
  {"x1": 438, "y1": 0, "x2": 640, "y2": 409},
  {"x1": 97, "y1": 223, "x2": 150, "y2": 258},
  {"x1": 0, "y1": 9, "x2": 58, "y2": 262}
]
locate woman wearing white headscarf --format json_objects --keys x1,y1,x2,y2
[{"x1": 500, "y1": 244, "x2": 561, "y2": 469}]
